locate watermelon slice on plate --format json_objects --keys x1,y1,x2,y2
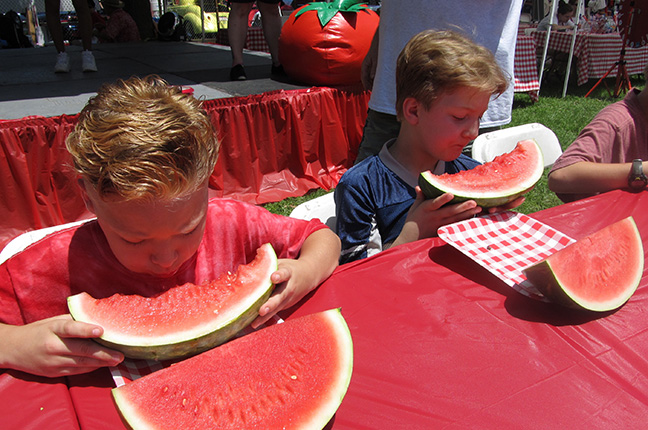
[
  {"x1": 67, "y1": 243, "x2": 277, "y2": 360},
  {"x1": 523, "y1": 216, "x2": 644, "y2": 312},
  {"x1": 112, "y1": 309, "x2": 353, "y2": 430},
  {"x1": 419, "y1": 139, "x2": 544, "y2": 208}
]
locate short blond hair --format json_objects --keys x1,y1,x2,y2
[
  {"x1": 395, "y1": 30, "x2": 509, "y2": 119},
  {"x1": 67, "y1": 75, "x2": 219, "y2": 201}
]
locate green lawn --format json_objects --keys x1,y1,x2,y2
[{"x1": 264, "y1": 74, "x2": 646, "y2": 217}]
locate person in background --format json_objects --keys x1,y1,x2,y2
[
  {"x1": 335, "y1": 30, "x2": 521, "y2": 264},
  {"x1": 123, "y1": 0, "x2": 156, "y2": 41},
  {"x1": 227, "y1": 0, "x2": 284, "y2": 81},
  {"x1": 537, "y1": 1, "x2": 576, "y2": 32},
  {"x1": 548, "y1": 64, "x2": 648, "y2": 203},
  {"x1": 46, "y1": 0, "x2": 97, "y2": 72},
  {"x1": 355, "y1": 0, "x2": 523, "y2": 164},
  {"x1": 0, "y1": 75, "x2": 340, "y2": 378},
  {"x1": 94, "y1": 0, "x2": 141, "y2": 43}
]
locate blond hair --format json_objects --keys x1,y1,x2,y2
[
  {"x1": 67, "y1": 75, "x2": 219, "y2": 201},
  {"x1": 395, "y1": 30, "x2": 509, "y2": 119}
]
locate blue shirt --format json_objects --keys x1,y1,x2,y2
[{"x1": 335, "y1": 143, "x2": 480, "y2": 264}]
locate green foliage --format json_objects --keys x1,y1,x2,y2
[
  {"x1": 264, "y1": 75, "x2": 646, "y2": 217},
  {"x1": 295, "y1": 0, "x2": 371, "y2": 27}
]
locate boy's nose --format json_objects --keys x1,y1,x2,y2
[{"x1": 463, "y1": 121, "x2": 480, "y2": 140}]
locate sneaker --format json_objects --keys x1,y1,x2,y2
[
  {"x1": 54, "y1": 52, "x2": 70, "y2": 73},
  {"x1": 230, "y1": 64, "x2": 247, "y2": 81},
  {"x1": 82, "y1": 50, "x2": 97, "y2": 72}
]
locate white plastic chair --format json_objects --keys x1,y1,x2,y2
[
  {"x1": 0, "y1": 219, "x2": 93, "y2": 265},
  {"x1": 471, "y1": 123, "x2": 562, "y2": 168},
  {"x1": 289, "y1": 192, "x2": 337, "y2": 232}
]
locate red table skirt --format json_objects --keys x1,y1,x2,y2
[{"x1": 0, "y1": 86, "x2": 370, "y2": 250}]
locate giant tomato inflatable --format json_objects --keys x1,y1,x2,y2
[{"x1": 278, "y1": 0, "x2": 379, "y2": 86}]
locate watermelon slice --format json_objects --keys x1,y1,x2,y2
[
  {"x1": 523, "y1": 217, "x2": 644, "y2": 312},
  {"x1": 67, "y1": 243, "x2": 277, "y2": 360},
  {"x1": 112, "y1": 309, "x2": 353, "y2": 430},
  {"x1": 418, "y1": 139, "x2": 544, "y2": 208}
]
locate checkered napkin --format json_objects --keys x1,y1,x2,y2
[
  {"x1": 437, "y1": 211, "x2": 575, "y2": 300},
  {"x1": 110, "y1": 315, "x2": 283, "y2": 387}
]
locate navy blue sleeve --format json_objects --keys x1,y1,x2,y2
[{"x1": 334, "y1": 164, "x2": 377, "y2": 264}]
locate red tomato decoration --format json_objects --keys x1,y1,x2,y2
[{"x1": 279, "y1": 0, "x2": 379, "y2": 86}]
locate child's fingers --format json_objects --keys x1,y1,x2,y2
[
  {"x1": 59, "y1": 337, "x2": 124, "y2": 365},
  {"x1": 53, "y1": 317, "x2": 104, "y2": 339}
]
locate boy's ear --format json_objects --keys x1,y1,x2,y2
[
  {"x1": 401, "y1": 97, "x2": 420, "y2": 125},
  {"x1": 77, "y1": 179, "x2": 97, "y2": 215}
]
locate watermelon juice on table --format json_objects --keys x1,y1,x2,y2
[
  {"x1": 419, "y1": 139, "x2": 544, "y2": 208},
  {"x1": 112, "y1": 309, "x2": 354, "y2": 430},
  {"x1": 67, "y1": 243, "x2": 278, "y2": 360}
]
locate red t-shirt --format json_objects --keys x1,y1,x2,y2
[{"x1": 0, "y1": 198, "x2": 326, "y2": 325}]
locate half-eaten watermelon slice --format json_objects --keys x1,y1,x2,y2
[
  {"x1": 418, "y1": 139, "x2": 544, "y2": 208},
  {"x1": 112, "y1": 309, "x2": 353, "y2": 430},
  {"x1": 523, "y1": 217, "x2": 644, "y2": 312},
  {"x1": 67, "y1": 243, "x2": 277, "y2": 360}
]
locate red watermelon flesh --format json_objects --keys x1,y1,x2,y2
[
  {"x1": 523, "y1": 217, "x2": 644, "y2": 311},
  {"x1": 418, "y1": 140, "x2": 544, "y2": 207},
  {"x1": 112, "y1": 309, "x2": 354, "y2": 430},
  {"x1": 67, "y1": 243, "x2": 277, "y2": 360}
]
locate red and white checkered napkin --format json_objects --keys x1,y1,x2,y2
[
  {"x1": 437, "y1": 211, "x2": 575, "y2": 301},
  {"x1": 110, "y1": 315, "x2": 283, "y2": 387}
]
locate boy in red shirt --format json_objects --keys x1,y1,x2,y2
[{"x1": 0, "y1": 75, "x2": 340, "y2": 377}]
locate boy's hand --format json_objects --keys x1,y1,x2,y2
[
  {"x1": 1, "y1": 315, "x2": 124, "y2": 378},
  {"x1": 251, "y1": 228, "x2": 340, "y2": 329},
  {"x1": 391, "y1": 187, "x2": 482, "y2": 247},
  {"x1": 251, "y1": 260, "x2": 309, "y2": 329}
]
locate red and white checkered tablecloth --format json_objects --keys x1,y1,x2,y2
[
  {"x1": 532, "y1": 30, "x2": 648, "y2": 86},
  {"x1": 438, "y1": 211, "x2": 576, "y2": 301},
  {"x1": 245, "y1": 27, "x2": 270, "y2": 52},
  {"x1": 514, "y1": 35, "x2": 540, "y2": 101}
]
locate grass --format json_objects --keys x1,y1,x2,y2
[{"x1": 264, "y1": 74, "x2": 646, "y2": 217}]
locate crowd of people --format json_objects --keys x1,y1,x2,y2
[{"x1": 0, "y1": 0, "x2": 646, "y2": 377}]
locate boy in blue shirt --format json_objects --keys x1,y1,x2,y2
[{"x1": 335, "y1": 30, "x2": 519, "y2": 263}]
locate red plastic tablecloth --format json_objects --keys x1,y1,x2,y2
[
  {"x1": 3, "y1": 189, "x2": 648, "y2": 429},
  {"x1": 0, "y1": 87, "x2": 370, "y2": 250}
]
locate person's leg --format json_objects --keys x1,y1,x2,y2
[
  {"x1": 228, "y1": 1, "x2": 254, "y2": 67},
  {"x1": 354, "y1": 109, "x2": 400, "y2": 164},
  {"x1": 257, "y1": 1, "x2": 281, "y2": 67},
  {"x1": 45, "y1": 0, "x2": 64, "y2": 52},
  {"x1": 71, "y1": 0, "x2": 92, "y2": 51}
]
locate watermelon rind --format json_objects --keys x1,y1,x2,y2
[
  {"x1": 523, "y1": 217, "x2": 643, "y2": 312},
  {"x1": 67, "y1": 244, "x2": 278, "y2": 360},
  {"x1": 111, "y1": 308, "x2": 354, "y2": 430},
  {"x1": 418, "y1": 140, "x2": 544, "y2": 208}
]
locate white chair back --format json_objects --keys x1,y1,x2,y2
[
  {"x1": 471, "y1": 123, "x2": 562, "y2": 168},
  {"x1": 0, "y1": 219, "x2": 93, "y2": 265},
  {"x1": 289, "y1": 192, "x2": 337, "y2": 232}
]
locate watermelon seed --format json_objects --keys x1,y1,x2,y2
[
  {"x1": 486, "y1": 246, "x2": 492, "y2": 251},
  {"x1": 182, "y1": 398, "x2": 187, "y2": 406},
  {"x1": 291, "y1": 375, "x2": 297, "y2": 380}
]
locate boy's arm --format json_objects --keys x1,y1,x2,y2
[
  {"x1": 0, "y1": 316, "x2": 123, "y2": 378},
  {"x1": 252, "y1": 228, "x2": 340, "y2": 328},
  {"x1": 548, "y1": 161, "x2": 642, "y2": 195}
]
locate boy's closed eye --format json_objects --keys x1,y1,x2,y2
[{"x1": 121, "y1": 224, "x2": 202, "y2": 246}]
